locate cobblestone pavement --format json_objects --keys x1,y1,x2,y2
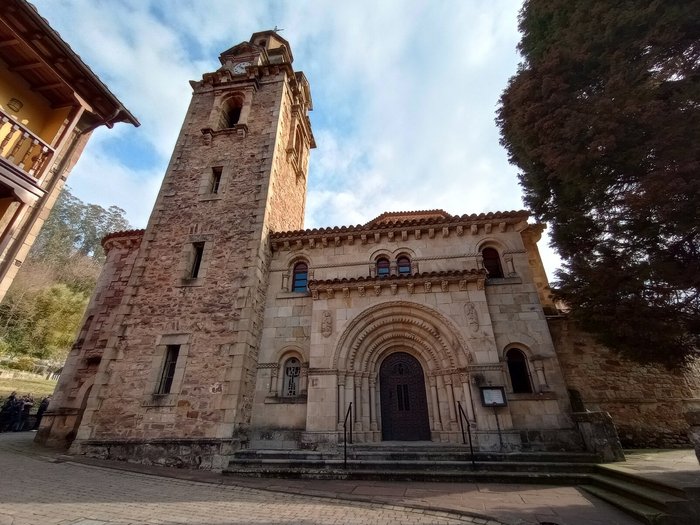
[
  {"x1": 0, "y1": 434, "x2": 491, "y2": 525},
  {"x1": 0, "y1": 433, "x2": 643, "y2": 525}
]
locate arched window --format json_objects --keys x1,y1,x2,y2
[
  {"x1": 506, "y1": 348, "x2": 533, "y2": 394},
  {"x1": 292, "y1": 262, "x2": 308, "y2": 292},
  {"x1": 376, "y1": 257, "x2": 390, "y2": 277},
  {"x1": 221, "y1": 97, "x2": 243, "y2": 129},
  {"x1": 482, "y1": 247, "x2": 504, "y2": 278},
  {"x1": 397, "y1": 255, "x2": 411, "y2": 275},
  {"x1": 282, "y1": 357, "x2": 301, "y2": 397}
]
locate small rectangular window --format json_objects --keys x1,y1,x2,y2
[
  {"x1": 157, "y1": 345, "x2": 180, "y2": 394},
  {"x1": 210, "y1": 167, "x2": 222, "y2": 194},
  {"x1": 190, "y1": 242, "x2": 204, "y2": 279}
]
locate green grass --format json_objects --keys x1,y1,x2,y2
[{"x1": 0, "y1": 376, "x2": 57, "y2": 408}]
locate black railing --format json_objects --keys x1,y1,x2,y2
[
  {"x1": 343, "y1": 402, "x2": 353, "y2": 468},
  {"x1": 457, "y1": 401, "x2": 476, "y2": 468}
]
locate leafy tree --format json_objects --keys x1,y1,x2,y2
[
  {"x1": 497, "y1": 0, "x2": 699, "y2": 363},
  {"x1": 0, "y1": 187, "x2": 130, "y2": 363},
  {"x1": 30, "y1": 187, "x2": 130, "y2": 265}
]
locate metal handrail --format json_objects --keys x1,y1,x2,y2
[
  {"x1": 343, "y1": 402, "x2": 353, "y2": 468},
  {"x1": 457, "y1": 401, "x2": 476, "y2": 468}
]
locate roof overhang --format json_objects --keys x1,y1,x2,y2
[{"x1": 0, "y1": 0, "x2": 139, "y2": 128}]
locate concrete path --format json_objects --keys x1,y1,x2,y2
[{"x1": 0, "y1": 432, "x2": 642, "y2": 525}]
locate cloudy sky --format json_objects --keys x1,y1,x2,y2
[{"x1": 32, "y1": 0, "x2": 562, "y2": 278}]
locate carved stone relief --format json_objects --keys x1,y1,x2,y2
[
  {"x1": 321, "y1": 311, "x2": 332, "y2": 338},
  {"x1": 465, "y1": 302, "x2": 479, "y2": 333}
]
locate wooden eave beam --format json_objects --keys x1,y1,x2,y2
[
  {"x1": 0, "y1": 38, "x2": 19, "y2": 48},
  {"x1": 9, "y1": 60, "x2": 42, "y2": 72}
]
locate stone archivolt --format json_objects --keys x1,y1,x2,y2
[{"x1": 333, "y1": 301, "x2": 470, "y2": 376}]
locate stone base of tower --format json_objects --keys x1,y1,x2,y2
[{"x1": 72, "y1": 437, "x2": 246, "y2": 470}]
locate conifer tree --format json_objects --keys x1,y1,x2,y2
[{"x1": 497, "y1": 0, "x2": 700, "y2": 363}]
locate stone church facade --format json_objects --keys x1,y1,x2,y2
[{"x1": 37, "y1": 31, "x2": 700, "y2": 469}]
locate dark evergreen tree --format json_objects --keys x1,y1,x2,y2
[{"x1": 497, "y1": 0, "x2": 700, "y2": 363}]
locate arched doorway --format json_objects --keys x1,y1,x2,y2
[{"x1": 379, "y1": 352, "x2": 431, "y2": 441}]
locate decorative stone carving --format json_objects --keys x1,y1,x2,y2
[
  {"x1": 459, "y1": 279, "x2": 467, "y2": 291},
  {"x1": 374, "y1": 285, "x2": 381, "y2": 296},
  {"x1": 424, "y1": 281, "x2": 432, "y2": 293},
  {"x1": 465, "y1": 302, "x2": 479, "y2": 333},
  {"x1": 358, "y1": 286, "x2": 366, "y2": 297},
  {"x1": 390, "y1": 283, "x2": 398, "y2": 295},
  {"x1": 326, "y1": 288, "x2": 335, "y2": 299},
  {"x1": 441, "y1": 280, "x2": 449, "y2": 292},
  {"x1": 456, "y1": 225, "x2": 464, "y2": 236},
  {"x1": 311, "y1": 289, "x2": 319, "y2": 300},
  {"x1": 342, "y1": 287, "x2": 350, "y2": 298},
  {"x1": 407, "y1": 283, "x2": 414, "y2": 294},
  {"x1": 321, "y1": 311, "x2": 332, "y2": 338}
]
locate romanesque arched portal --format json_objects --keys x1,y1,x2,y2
[{"x1": 331, "y1": 301, "x2": 473, "y2": 442}]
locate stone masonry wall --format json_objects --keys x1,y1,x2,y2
[
  {"x1": 36, "y1": 230, "x2": 143, "y2": 448},
  {"x1": 550, "y1": 317, "x2": 700, "y2": 448},
  {"x1": 73, "y1": 52, "x2": 313, "y2": 465}
]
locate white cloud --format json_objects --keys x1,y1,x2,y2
[{"x1": 31, "y1": 0, "x2": 562, "y2": 276}]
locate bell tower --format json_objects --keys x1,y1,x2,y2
[{"x1": 72, "y1": 31, "x2": 315, "y2": 465}]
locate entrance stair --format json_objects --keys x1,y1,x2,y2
[{"x1": 224, "y1": 444, "x2": 699, "y2": 524}]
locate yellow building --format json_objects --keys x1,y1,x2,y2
[{"x1": 0, "y1": 0, "x2": 138, "y2": 300}]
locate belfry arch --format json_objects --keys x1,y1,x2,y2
[{"x1": 330, "y1": 301, "x2": 475, "y2": 443}]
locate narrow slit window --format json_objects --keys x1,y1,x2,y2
[
  {"x1": 506, "y1": 348, "x2": 533, "y2": 394},
  {"x1": 397, "y1": 256, "x2": 411, "y2": 275},
  {"x1": 376, "y1": 257, "x2": 390, "y2": 277},
  {"x1": 210, "y1": 167, "x2": 222, "y2": 194},
  {"x1": 482, "y1": 247, "x2": 504, "y2": 278},
  {"x1": 282, "y1": 357, "x2": 301, "y2": 397},
  {"x1": 157, "y1": 345, "x2": 180, "y2": 394},
  {"x1": 292, "y1": 262, "x2": 308, "y2": 292},
  {"x1": 227, "y1": 105, "x2": 241, "y2": 127},
  {"x1": 190, "y1": 242, "x2": 204, "y2": 279}
]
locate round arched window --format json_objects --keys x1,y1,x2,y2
[
  {"x1": 482, "y1": 248, "x2": 504, "y2": 278},
  {"x1": 376, "y1": 257, "x2": 390, "y2": 277},
  {"x1": 506, "y1": 348, "x2": 533, "y2": 393},
  {"x1": 292, "y1": 262, "x2": 308, "y2": 292},
  {"x1": 397, "y1": 256, "x2": 411, "y2": 275}
]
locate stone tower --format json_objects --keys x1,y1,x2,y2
[{"x1": 68, "y1": 31, "x2": 314, "y2": 467}]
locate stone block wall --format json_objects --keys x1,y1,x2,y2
[
  {"x1": 36, "y1": 229, "x2": 143, "y2": 448},
  {"x1": 550, "y1": 317, "x2": 700, "y2": 448}
]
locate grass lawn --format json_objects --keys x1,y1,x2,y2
[{"x1": 0, "y1": 376, "x2": 57, "y2": 407}]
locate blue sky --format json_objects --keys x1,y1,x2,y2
[{"x1": 32, "y1": 0, "x2": 562, "y2": 278}]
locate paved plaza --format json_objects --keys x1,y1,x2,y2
[{"x1": 0, "y1": 433, "x2": 642, "y2": 525}]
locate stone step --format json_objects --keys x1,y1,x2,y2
[
  {"x1": 580, "y1": 484, "x2": 672, "y2": 525},
  {"x1": 227, "y1": 457, "x2": 598, "y2": 473},
  {"x1": 223, "y1": 465, "x2": 588, "y2": 484},
  {"x1": 233, "y1": 448, "x2": 601, "y2": 464}
]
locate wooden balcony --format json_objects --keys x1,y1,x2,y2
[{"x1": 0, "y1": 108, "x2": 54, "y2": 183}]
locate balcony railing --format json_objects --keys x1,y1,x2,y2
[{"x1": 0, "y1": 108, "x2": 54, "y2": 181}]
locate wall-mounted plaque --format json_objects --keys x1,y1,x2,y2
[{"x1": 480, "y1": 386, "x2": 507, "y2": 407}]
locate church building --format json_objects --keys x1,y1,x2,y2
[{"x1": 37, "y1": 31, "x2": 700, "y2": 470}]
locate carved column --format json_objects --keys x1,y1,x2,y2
[
  {"x1": 269, "y1": 367, "x2": 278, "y2": 394},
  {"x1": 532, "y1": 360, "x2": 550, "y2": 391},
  {"x1": 437, "y1": 375, "x2": 451, "y2": 430},
  {"x1": 354, "y1": 375, "x2": 363, "y2": 431},
  {"x1": 429, "y1": 376, "x2": 442, "y2": 431},
  {"x1": 346, "y1": 374, "x2": 354, "y2": 427},
  {"x1": 361, "y1": 374, "x2": 370, "y2": 432},
  {"x1": 444, "y1": 375, "x2": 457, "y2": 426},
  {"x1": 337, "y1": 374, "x2": 346, "y2": 428},
  {"x1": 460, "y1": 373, "x2": 475, "y2": 421},
  {"x1": 369, "y1": 378, "x2": 378, "y2": 431}
]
